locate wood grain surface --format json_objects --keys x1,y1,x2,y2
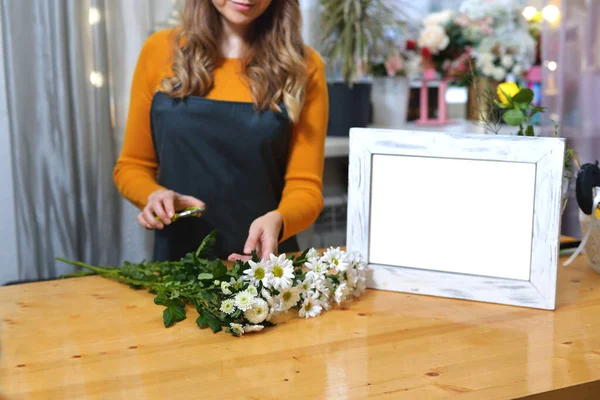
[{"x1": 1, "y1": 248, "x2": 599, "y2": 399}]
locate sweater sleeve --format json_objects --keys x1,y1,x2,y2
[
  {"x1": 276, "y1": 49, "x2": 329, "y2": 242},
  {"x1": 113, "y1": 31, "x2": 172, "y2": 209}
]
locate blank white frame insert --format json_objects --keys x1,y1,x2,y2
[{"x1": 347, "y1": 128, "x2": 565, "y2": 310}]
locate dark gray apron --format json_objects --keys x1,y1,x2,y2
[{"x1": 150, "y1": 92, "x2": 299, "y2": 261}]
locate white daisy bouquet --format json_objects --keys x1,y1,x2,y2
[{"x1": 58, "y1": 232, "x2": 367, "y2": 337}]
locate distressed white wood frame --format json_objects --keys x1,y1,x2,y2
[{"x1": 347, "y1": 128, "x2": 566, "y2": 310}]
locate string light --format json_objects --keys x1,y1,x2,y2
[
  {"x1": 542, "y1": 5, "x2": 560, "y2": 23},
  {"x1": 547, "y1": 61, "x2": 557, "y2": 71},
  {"x1": 522, "y1": 6, "x2": 537, "y2": 21},
  {"x1": 90, "y1": 71, "x2": 104, "y2": 88},
  {"x1": 89, "y1": 7, "x2": 101, "y2": 25}
]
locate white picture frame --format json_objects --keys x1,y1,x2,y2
[{"x1": 347, "y1": 128, "x2": 566, "y2": 310}]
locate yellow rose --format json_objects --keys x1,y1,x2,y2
[{"x1": 497, "y1": 82, "x2": 520, "y2": 105}]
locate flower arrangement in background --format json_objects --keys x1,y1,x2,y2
[
  {"x1": 59, "y1": 232, "x2": 368, "y2": 337},
  {"x1": 459, "y1": 0, "x2": 536, "y2": 81},
  {"x1": 371, "y1": 29, "x2": 420, "y2": 78},
  {"x1": 416, "y1": 10, "x2": 477, "y2": 83}
]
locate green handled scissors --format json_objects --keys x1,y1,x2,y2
[{"x1": 155, "y1": 206, "x2": 205, "y2": 223}]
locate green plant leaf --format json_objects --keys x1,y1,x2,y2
[
  {"x1": 525, "y1": 125, "x2": 535, "y2": 137},
  {"x1": 512, "y1": 89, "x2": 534, "y2": 105},
  {"x1": 502, "y1": 109, "x2": 525, "y2": 126},
  {"x1": 494, "y1": 100, "x2": 511, "y2": 109},
  {"x1": 196, "y1": 313, "x2": 222, "y2": 333},
  {"x1": 197, "y1": 273, "x2": 214, "y2": 281},
  {"x1": 163, "y1": 304, "x2": 186, "y2": 328}
]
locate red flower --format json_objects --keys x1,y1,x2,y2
[
  {"x1": 421, "y1": 47, "x2": 432, "y2": 59},
  {"x1": 406, "y1": 40, "x2": 417, "y2": 51}
]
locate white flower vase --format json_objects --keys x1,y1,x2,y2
[
  {"x1": 371, "y1": 76, "x2": 410, "y2": 128},
  {"x1": 578, "y1": 210, "x2": 600, "y2": 274}
]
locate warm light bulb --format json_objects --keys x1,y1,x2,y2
[
  {"x1": 89, "y1": 8, "x2": 101, "y2": 25},
  {"x1": 542, "y1": 5, "x2": 560, "y2": 23},
  {"x1": 522, "y1": 6, "x2": 537, "y2": 21},
  {"x1": 547, "y1": 61, "x2": 557, "y2": 71},
  {"x1": 90, "y1": 71, "x2": 104, "y2": 87}
]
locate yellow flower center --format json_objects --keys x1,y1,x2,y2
[
  {"x1": 273, "y1": 265, "x2": 284, "y2": 278},
  {"x1": 304, "y1": 301, "x2": 313, "y2": 312},
  {"x1": 283, "y1": 292, "x2": 292, "y2": 301},
  {"x1": 254, "y1": 268, "x2": 265, "y2": 280},
  {"x1": 332, "y1": 258, "x2": 339, "y2": 266}
]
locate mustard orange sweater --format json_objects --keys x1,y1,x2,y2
[{"x1": 113, "y1": 30, "x2": 329, "y2": 242}]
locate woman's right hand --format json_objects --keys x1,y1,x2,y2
[{"x1": 138, "y1": 189, "x2": 205, "y2": 230}]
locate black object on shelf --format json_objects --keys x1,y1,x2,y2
[{"x1": 326, "y1": 82, "x2": 372, "y2": 137}]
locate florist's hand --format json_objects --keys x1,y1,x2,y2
[
  {"x1": 228, "y1": 211, "x2": 283, "y2": 262},
  {"x1": 138, "y1": 189, "x2": 205, "y2": 230}
]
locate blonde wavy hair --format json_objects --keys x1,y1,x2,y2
[{"x1": 161, "y1": 0, "x2": 308, "y2": 123}]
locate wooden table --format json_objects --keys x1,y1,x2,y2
[{"x1": 2, "y1": 252, "x2": 600, "y2": 399}]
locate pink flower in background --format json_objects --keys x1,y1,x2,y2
[
  {"x1": 442, "y1": 60, "x2": 451, "y2": 71},
  {"x1": 455, "y1": 13, "x2": 470, "y2": 27},
  {"x1": 385, "y1": 54, "x2": 404, "y2": 77}
]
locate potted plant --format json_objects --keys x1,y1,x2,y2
[
  {"x1": 320, "y1": 0, "x2": 406, "y2": 136},
  {"x1": 370, "y1": 38, "x2": 419, "y2": 127}
]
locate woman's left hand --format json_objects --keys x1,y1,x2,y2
[{"x1": 228, "y1": 211, "x2": 283, "y2": 262}]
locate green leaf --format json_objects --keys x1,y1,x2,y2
[
  {"x1": 262, "y1": 320, "x2": 276, "y2": 327},
  {"x1": 154, "y1": 294, "x2": 168, "y2": 306},
  {"x1": 251, "y1": 250, "x2": 259, "y2": 263},
  {"x1": 195, "y1": 230, "x2": 218, "y2": 258},
  {"x1": 163, "y1": 304, "x2": 186, "y2": 328},
  {"x1": 494, "y1": 100, "x2": 511, "y2": 109},
  {"x1": 502, "y1": 109, "x2": 525, "y2": 126},
  {"x1": 525, "y1": 125, "x2": 535, "y2": 137},
  {"x1": 212, "y1": 260, "x2": 228, "y2": 281},
  {"x1": 197, "y1": 273, "x2": 214, "y2": 281},
  {"x1": 196, "y1": 313, "x2": 222, "y2": 333},
  {"x1": 512, "y1": 89, "x2": 534, "y2": 105}
]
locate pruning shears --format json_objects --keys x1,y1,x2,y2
[{"x1": 155, "y1": 206, "x2": 205, "y2": 223}]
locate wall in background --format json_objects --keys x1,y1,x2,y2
[{"x1": 0, "y1": 11, "x2": 19, "y2": 284}]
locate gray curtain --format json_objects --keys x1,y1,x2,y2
[
  {"x1": 542, "y1": 0, "x2": 600, "y2": 237},
  {"x1": 1, "y1": 0, "x2": 120, "y2": 280}
]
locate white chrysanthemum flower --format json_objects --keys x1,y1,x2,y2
[
  {"x1": 306, "y1": 259, "x2": 328, "y2": 282},
  {"x1": 221, "y1": 281, "x2": 232, "y2": 295},
  {"x1": 230, "y1": 323, "x2": 244, "y2": 336},
  {"x1": 345, "y1": 268, "x2": 358, "y2": 288},
  {"x1": 243, "y1": 260, "x2": 271, "y2": 287},
  {"x1": 234, "y1": 290, "x2": 255, "y2": 311},
  {"x1": 306, "y1": 248, "x2": 320, "y2": 262},
  {"x1": 512, "y1": 63, "x2": 523, "y2": 76},
  {"x1": 299, "y1": 293, "x2": 323, "y2": 319},
  {"x1": 243, "y1": 324, "x2": 264, "y2": 333},
  {"x1": 321, "y1": 247, "x2": 350, "y2": 272},
  {"x1": 492, "y1": 66, "x2": 506, "y2": 81},
  {"x1": 260, "y1": 288, "x2": 277, "y2": 320},
  {"x1": 353, "y1": 277, "x2": 367, "y2": 297},
  {"x1": 268, "y1": 254, "x2": 294, "y2": 290},
  {"x1": 482, "y1": 61, "x2": 496, "y2": 78},
  {"x1": 276, "y1": 286, "x2": 301, "y2": 312},
  {"x1": 314, "y1": 277, "x2": 332, "y2": 299},
  {"x1": 213, "y1": 280, "x2": 220, "y2": 286},
  {"x1": 220, "y1": 299, "x2": 236, "y2": 314},
  {"x1": 335, "y1": 282, "x2": 351, "y2": 305},
  {"x1": 247, "y1": 285, "x2": 258, "y2": 296},
  {"x1": 298, "y1": 276, "x2": 315, "y2": 299},
  {"x1": 501, "y1": 54, "x2": 514, "y2": 69},
  {"x1": 476, "y1": 52, "x2": 495, "y2": 68},
  {"x1": 320, "y1": 294, "x2": 332, "y2": 311},
  {"x1": 244, "y1": 298, "x2": 269, "y2": 324}
]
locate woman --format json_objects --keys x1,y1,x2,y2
[{"x1": 113, "y1": 0, "x2": 328, "y2": 262}]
